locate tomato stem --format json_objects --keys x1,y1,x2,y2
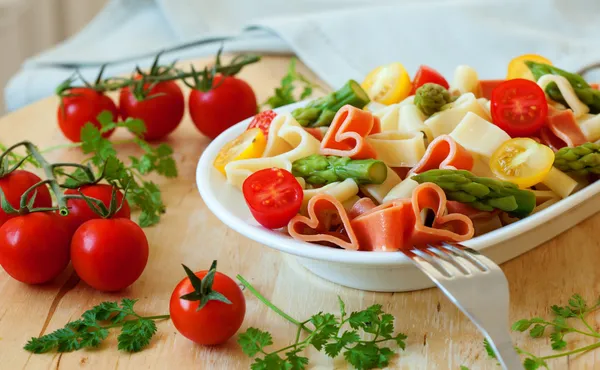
[{"x1": 236, "y1": 275, "x2": 313, "y2": 334}]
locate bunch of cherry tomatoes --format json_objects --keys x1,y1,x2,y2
[{"x1": 58, "y1": 55, "x2": 259, "y2": 143}]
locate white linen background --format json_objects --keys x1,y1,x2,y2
[{"x1": 5, "y1": 0, "x2": 600, "y2": 111}]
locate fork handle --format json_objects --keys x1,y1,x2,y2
[{"x1": 485, "y1": 334, "x2": 524, "y2": 370}]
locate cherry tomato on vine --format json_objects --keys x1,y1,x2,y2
[
  {"x1": 491, "y1": 79, "x2": 548, "y2": 137},
  {"x1": 242, "y1": 168, "x2": 303, "y2": 229},
  {"x1": 0, "y1": 170, "x2": 52, "y2": 226},
  {"x1": 0, "y1": 212, "x2": 70, "y2": 284},
  {"x1": 71, "y1": 218, "x2": 148, "y2": 292},
  {"x1": 409, "y1": 65, "x2": 449, "y2": 95},
  {"x1": 247, "y1": 110, "x2": 277, "y2": 136},
  {"x1": 62, "y1": 184, "x2": 131, "y2": 235},
  {"x1": 57, "y1": 88, "x2": 118, "y2": 142},
  {"x1": 170, "y1": 262, "x2": 245, "y2": 345},
  {"x1": 189, "y1": 75, "x2": 258, "y2": 139},
  {"x1": 119, "y1": 80, "x2": 185, "y2": 141}
]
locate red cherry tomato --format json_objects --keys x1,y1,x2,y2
[
  {"x1": 57, "y1": 88, "x2": 118, "y2": 142},
  {"x1": 491, "y1": 79, "x2": 548, "y2": 137},
  {"x1": 410, "y1": 65, "x2": 450, "y2": 95},
  {"x1": 242, "y1": 168, "x2": 303, "y2": 229},
  {"x1": 0, "y1": 170, "x2": 52, "y2": 227},
  {"x1": 63, "y1": 184, "x2": 131, "y2": 236},
  {"x1": 169, "y1": 264, "x2": 245, "y2": 345},
  {"x1": 247, "y1": 110, "x2": 277, "y2": 136},
  {"x1": 119, "y1": 80, "x2": 184, "y2": 141},
  {"x1": 189, "y1": 75, "x2": 257, "y2": 139},
  {"x1": 0, "y1": 212, "x2": 70, "y2": 284},
  {"x1": 71, "y1": 218, "x2": 148, "y2": 291}
]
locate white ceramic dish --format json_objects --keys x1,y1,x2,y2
[{"x1": 196, "y1": 101, "x2": 600, "y2": 292}]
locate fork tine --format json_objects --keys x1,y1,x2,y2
[
  {"x1": 425, "y1": 246, "x2": 471, "y2": 275},
  {"x1": 409, "y1": 248, "x2": 453, "y2": 278},
  {"x1": 440, "y1": 242, "x2": 489, "y2": 272}
]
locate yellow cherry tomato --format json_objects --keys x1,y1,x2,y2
[
  {"x1": 213, "y1": 128, "x2": 266, "y2": 174},
  {"x1": 506, "y1": 54, "x2": 552, "y2": 81},
  {"x1": 489, "y1": 138, "x2": 554, "y2": 188},
  {"x1": 361, "y1": 62, "x2": 412, "y2": 105}
]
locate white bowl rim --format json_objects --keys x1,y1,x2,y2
[{"x1": 196, "y1": 101, "x2": 600, "y2": 266}]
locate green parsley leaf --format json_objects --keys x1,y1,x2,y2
[
  {"x1": 238, "y1": 328, "x2": 274, "y2": 357},
  {"x1": 263, "y1": 58, "x2": 321, "y2": 109},
  {"x1": 24, "y1": 299, "x2": 168, "y2": 354}
]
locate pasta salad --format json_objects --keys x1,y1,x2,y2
[{"x1": 212, "y1": 54, "x2": 600, "y2": 252}]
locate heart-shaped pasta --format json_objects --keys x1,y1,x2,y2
[
  {"x1": 288, "y1": 193, "x2": 360, "y2": 250},
  {"x1": 408, "y1": 134, "x2": 473, "y2": 175},
  {"x1": 320, "y1": 105, "x2": 380, "y2": 159}
]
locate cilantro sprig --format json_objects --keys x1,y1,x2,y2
[
  {"x1": 236, "y1": 275, "x2": 407, "y2": 370},
  {"x1": 263, "y1": 58, "x2": 322, "y2": 109},
  {"x1": 484, "y1": 294, "x2": 600, "y2": 369},
  {"x1": 24, "y1": 299, "x2": 169, "y2": 353}
]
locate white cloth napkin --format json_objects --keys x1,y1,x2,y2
[{"x1": 5, "y1": 0, "x2": 600, "y2": 111}]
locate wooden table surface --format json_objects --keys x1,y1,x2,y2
[{"x1": 0, "y1": 55, "x2": 599, "y2": 370}]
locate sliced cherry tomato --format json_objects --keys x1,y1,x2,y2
[
  {"x1": 57, "y1": 88, "x2": 118, "y2": 142},
  {"x1": 213, "y1": 128, "x2": 266, "y2": 174},
  {"x1": 507, "y1": 54, "x2": 552, "y2": 81},
  {"x1": 361, "y1": 62, "x2": 412, "y2": 105},
  {"x1": 242, "y1": 168, "x2": 303, "y2": 229},
  {"x1": 247, "y1": 110, "x2": 277, "y2": 136},
  {"x1": 0, "y1": 170, "x2": 52, "y2": 227},
  {"x1": 0, "y1": 212, "x2": 70, "y2": 284},
  {"x1": 490, "y1": 138, "x2": 554, "y2": 188},
  {"x1": 71, "y1": 218, "x2": 148, "y2": 291},
  {"x1": 63, "y1": 184, "x2": 131, "y2": 236},
  {"x1": 170, "y1": 262, "x2": 245, "y2": 345},
  {"x1": 410, "y1": 65, "x2": 449, "y2": 95},
  {"x1": 491, "y1": 79, "x2": 548, "y2": 137},
  {"x1": 479, "y1": 80, "x2": 505, "y2": 100}
]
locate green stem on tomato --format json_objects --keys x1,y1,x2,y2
[{"x1": 236, "y1": 275, "x2": 312, "y2": 334}]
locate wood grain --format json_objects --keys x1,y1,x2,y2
[{"x1": 0, "y1": 55, "x2": 599, "y2": 370}]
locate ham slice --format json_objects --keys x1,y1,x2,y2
[
  {"x1": 479, "y1": 79, "x2": 504, "y2": 100},
  {"x1": 350, "y1": 183, "x2": 474, "y2": 251},
  {"x1": 446, "y1": 201, "x2": 498, "y2": 220},
  {"x1": 348, "y1": 197, "x2": 377, "y2": 220},
  {"x1": 288, "y1": 194, "x2": 359, "y2": 250},
  {"x1": 409, "y1": 135, "x2": 474, "y2": 175},
  {"x1": 539, "y1": 106, "x2": 587, "y2": 150},
  {"x1": 304, "y1": 127, "x2": 325, "y2": 141},
  {"x1": 320, "y1": 105, "x2": 381, "y2": 159}
]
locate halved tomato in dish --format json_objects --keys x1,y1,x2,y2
[
  {"x1": 410, "y1": 65, "x2": 449, "y2": 95},
  {"x1": 242, "y1": 168, "x2": 303, "y2": 229},
  {"x1": 490, "y1": 79, "x2": 548, "y2": 137},
  {"x1": 490, "y1": 137, "x2": 554, "y2": 188},
  {"x1": 361, "y1": 62, "x2": 412, "y2": 105}
]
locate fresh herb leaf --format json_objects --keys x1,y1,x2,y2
[
  {"x1": 263, "y1": 58, "x2": 321, "y2": 109},
  {"x1": 236, "y1": 276, "x2": 407, "y2": 370},
  {"x1": 24, "y1": 299, "x2": 168, "y2": 354}
]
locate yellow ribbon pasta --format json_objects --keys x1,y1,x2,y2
[
  {"x1": 424, "y1": 93, "x2": 491, "y2": 138},
  {"x1": 449, "y1": 112, "x2": 510, "y2": 158},
  {"x1": 360, "y1": 165, "x2": 401, "y2": 204},
  {"x1": 301, "y1": 178, "x2": 359, "y2": 213},
  {"x1": 366, "y1": 131, "x2": 426, "y2": 167}
]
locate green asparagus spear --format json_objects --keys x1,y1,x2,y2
[
  {"x1": 291, "y1": 80, "x2": 370, "y2": 127},
  {"x1": 414, "y1": 83, "x2": 452, "y2": 116},
  {"x1": 291, "y1": 154, "x2": 387, "y2": 185},
  {"x1": 554, "y1": 142, "x2": 600, "y2": 176},
  {"x1": 411, "y1": 169, "x2": 536, "y2": 218},
  {"x1": 525, "y1": 61, "x2": 600, "y2": 113}
]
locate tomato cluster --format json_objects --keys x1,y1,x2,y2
[
  {"x1": 58, "y1": 75, "x2": 257, "y2": 143},
  {"x1": 0, "y1": 176, "x2": 147, "y2": 291}
]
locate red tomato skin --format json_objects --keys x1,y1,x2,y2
[
  {"x1": 119, "y1": 81, "x2": 185, "y2": 141},
  {"x1": 491, "y1": 79, "x2": 548, "y2": 137},
  {"x1": 0, "y1": 213, "x2": 70, "y2": 284},
  {"x1": 242, "y1": 168, "x2": 303, "y2": 229},
  {"x1": 0, "y1": 170, "x2": 52, "y2": 227},
  {"x1": 71, "y1": 218, "x2": 148, "y2": 292},
  {"x1": 479, "y1": 79, "x2": 505, "y2": 100},
  {"x1": 57, "y1": 88, "x2": 118, "y2": 142},
  {"x1": 63, "y1": 184, "x2": 131, "y2": 236},
  {"x1": 170, "y1": 270, "x2": 246, "y2": 345},
  {"x1": 189, "y1": 75, "x2": 258, "y2": 139},
  {"x1": 247, "y1": 110, "x2": 277, "y2": 136},
  {"x1": 410, "y1": 65, "x2": 450, "y2": 95}
]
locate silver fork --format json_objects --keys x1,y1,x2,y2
[{"x1": 405, "y1": 242, "x2": 523, "y2": 370}]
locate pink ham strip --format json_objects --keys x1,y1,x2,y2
[
  {"x1": 320, "y1": 105, "x2": 381, "y2": 159},
  {"x1": 540, "y1": 106, "x2": 587, "y2": 150}
]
